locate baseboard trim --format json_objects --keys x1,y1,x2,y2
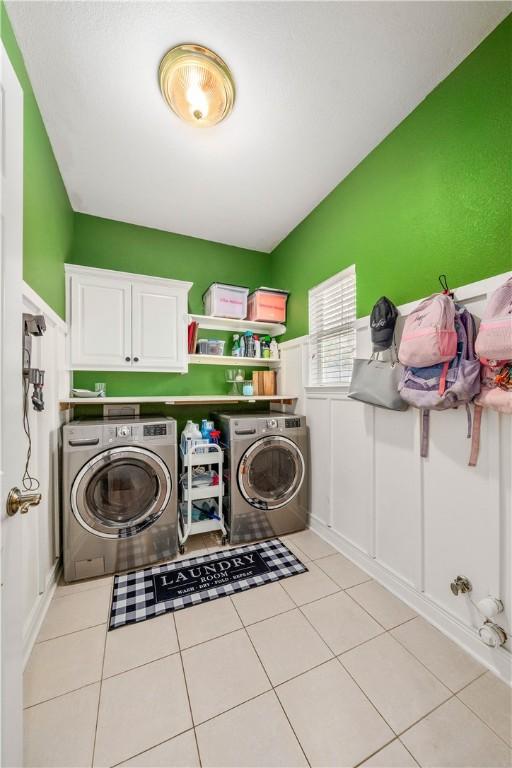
[
  {"x1": 23, "y1": 560, "x2": 61, "y2": 668},
  {"x1": 309, "y1": 518, "x2": 512, "y2": 686}
]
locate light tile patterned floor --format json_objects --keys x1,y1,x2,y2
[{"x1": 24, "y1": 530, "x2": 511, "y2": 768}]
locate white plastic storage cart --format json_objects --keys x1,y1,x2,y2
[{"x1": 178, "y1": 442, "x2": 228, "y2": 553}]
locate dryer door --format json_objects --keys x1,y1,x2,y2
[
  {"x1": 238, "y1": 436, "x2": 305, "y2": 510},
  {"x1": 71, "y1": 446, "x2": 171, "y2": 539}
]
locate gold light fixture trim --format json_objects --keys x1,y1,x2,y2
[{"x1": 159, "y1": 44, "x2": 235, "y2": 127}]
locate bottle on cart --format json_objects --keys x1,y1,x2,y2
[
  {"x1": 182, "y1": 420, "x2": 202, "y2": 453},
  {"x1": 270, "y1": 338, "x2": 279, "y2": 360},
  {"x1": 254, "y1": 335, "x2": 261, "y2": 358},
  {"x1": 232, "y1": 334, "x2": 241, "y2": 357},
  {"x1": 209, "y1": 429, "x2": 221, "y2": 444},
  {"x1": 239, "y1": 333, "x2": 246, "y2": 357}
]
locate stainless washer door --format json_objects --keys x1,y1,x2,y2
[
  {"x1": 71, "y1": 446, "x2": 171, "y2": 539},
  {"x1": 238, "y1": 435, "x2": 305, "y2": 510}
]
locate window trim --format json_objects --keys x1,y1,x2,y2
[{"x1": 307, "y1": 264, "x2": 356, "y2": 389}]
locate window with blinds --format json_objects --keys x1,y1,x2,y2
[{"x1": 308, "y1": 265, "x2": 356, "y2": 387}]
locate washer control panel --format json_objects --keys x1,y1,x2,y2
[
  {"x1": 143, "y1": 423, "x2": 167, "y2": 437},
  {"x1": 105, "y1": 421, "x2": 169, "y2": 442},
  {"x1": 64, "y1": 418, "x2": 175, "y2": 451}
]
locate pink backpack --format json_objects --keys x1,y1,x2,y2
[
  {"x1": 399, "y1": 293, "x2": 457, "y2": 368},
  {"x1": 475, "y1": 277, "x2": 512, "y2": 364},
  {"x1": 469, "y1": 276, "x2": 512, "y2": 466}
]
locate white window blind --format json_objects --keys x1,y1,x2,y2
[{"x1": 308, "y1": 265, "x2": 356, "y2": 387}]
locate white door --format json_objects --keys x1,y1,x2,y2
[
  {"x1": 1, "y1": 43, "x2": 40, "y2": 767},
  {"x1": 131, "y1": 281, "x2": 188, "y2": 371},
  {"x1": 69, "y1": 270, "x2": 132, "y2": 369}
]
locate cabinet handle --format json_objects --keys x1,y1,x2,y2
[
  {"x1": 133, "y1": 357, "x2": 139, "y2": 362},
  {"x1": 125, "y1": 356, "x2": 131, "y2": 362}
]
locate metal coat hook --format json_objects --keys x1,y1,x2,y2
[{"x1": 438, "y1": 274, "x2": 454, "y2": 298}]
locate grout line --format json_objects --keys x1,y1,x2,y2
[
  {"x1": 343, "y1": 587, "x2": 417, "y2": 633},
  {"x1": 337, "y1": 630, "x2": 473, "y2": 740},
  {"x1": 336, "y1": 650, "x2": 414, "y2": 739},
  {"x1": 101, "y1": 649, "x2": 181, "y2": 682},
  {"x1": 109, "y1": 727, "x2": 195, "y2": 768},
  {"x1": 352, "y1": 736, "x2": 404, "y2": 768},
  {"x1": 91, "y1": 605, "x2": 109, "y2": 768},
  {"x1": 397, "y1": 736, "x2": 421, "y2": 767},
  {"x1": 452, "y1": 669, "x2": 488, "y2": 696},
  {"x1": 34, "y1": 621, "x2": 108, "y2": 645},
  {"x1": 395, "y1": 693, "x2": 458, "y2": 739},
  {"x1": 228, "y1": 596, "x2": 312, "y2": 768},
  {"x1": 178, "y1": 623, "x2": 245, "y2": 653},
  {"x1": 193, "y1": 688, "x2": 274, "y2": 730},
  {"x1": 174, "y1": 613, "x2": 203, "y2": 767},
  {"x1": 454, "y1": 688, "x2": 512, "y2": 750},
  {"x1": 24, "y1": 648, "x2": 184, "y2": 710},
  {"x1": 339, "y1": 586, "x2": 394, "y2": 632},
  {"x1": 23, "y1": 680, "x2": 101, "y2": 711},
  {"x1": 53, "y1": 581, "x2": 114, "y2": 600},
  {"x1": 390, "y1": 622, "x2": 486, "y2": 695}
]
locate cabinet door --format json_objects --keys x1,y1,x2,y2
[
  {"x1": 70, "y1": 272, "x2": 132, "y2": 368},
  {"x1": 131, "y1": 281, "x2": 188, "y2": 371}
]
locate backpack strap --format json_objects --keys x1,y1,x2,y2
[
  {"x1": 465, "y1": 311, "x2": 476, "y2": 360},
  {"x1": 465, "y1": 403, "x2": 472, "y2": 438},
  {"x1": 420, "y1": 409, "x2": 430, "y2": 458},
  {"x1": 438, "y1": 360, "x2": 449, "y2": 395},
  {"x1": 469, "y1": 404, "x2": 483, "y2": 467}
]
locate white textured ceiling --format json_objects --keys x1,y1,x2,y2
[{"x1": 6, "y1": 1, "x2": 510, "y2": 252}]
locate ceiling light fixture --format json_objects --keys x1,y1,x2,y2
[{"x1": 159, "y1": 44, "x2": 235, "y2": 127}]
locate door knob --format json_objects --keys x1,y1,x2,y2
[{"x1": 6, "y1": 487, "x2": 42, "y2": 516}]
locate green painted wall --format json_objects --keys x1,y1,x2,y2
[
  {"x1": 1, "y1": 3, "x2": 73, "y2": 317},
  {"x1": 71, "y1": 213, "x2": 270, "y2": 396},
  {"x1": 271, "y1": 15, "x2": 512, "y2": 340},
  {"x1": 71, "y1": 213, "x2": 269, "y2": 316}
]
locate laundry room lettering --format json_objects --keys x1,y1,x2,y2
[{"x1": 152, "y1": 551, "x2": 270, "y2": 602}]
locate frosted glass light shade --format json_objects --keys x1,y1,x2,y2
[{"x1": 159, "y1": 44, "x2": 235, "y2": 127}]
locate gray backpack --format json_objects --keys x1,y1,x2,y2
[{"x1": 398, "y1": 305, "x2": 481, "y2": 457}]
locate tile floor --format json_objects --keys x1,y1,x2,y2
[{"x1": 24, "y1": 530, "x2": 511, "y2": 768}]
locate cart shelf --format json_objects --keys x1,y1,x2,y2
[
  {"x1": 180, "y1": 482, "x2": 224, "y2": 502},
  {"x1": 178, "y1": 443, "x2": 227, "y2": 553}
]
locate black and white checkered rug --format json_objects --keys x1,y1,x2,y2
[{"x1": 109, "y1": 538, "x2": 307, "y2": 630}]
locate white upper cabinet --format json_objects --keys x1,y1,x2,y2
[
  {"x1": 131, "y1": 281, "x2": 184, "y2": 370},
  {"x1": 66, "y1": 265, "x2": 192, "y2": 372},
  {"x1": 68, "y1": 268, "x2": 132, "y2": 368}
]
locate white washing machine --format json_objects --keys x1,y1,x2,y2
[
  {"x1": 62, "y1": 417, "x2": 178, "y2": 581},
  {"x1": 215, "y1": 413, "x2": 309, "y2": 544}
]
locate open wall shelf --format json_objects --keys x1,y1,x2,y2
[
  {"x1": 188, "y1": 354, "x2": 280, "y2": 367},
  {"x1": 189, "y1": 313, "x2": 286, "y2": 338},
  {"x1": 59, "y1": 394, "x2": 298, "y2": 410}
]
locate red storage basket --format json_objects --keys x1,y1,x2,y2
[{"x1": 247, "y1": 288, "x2": 289, "y2": 323}]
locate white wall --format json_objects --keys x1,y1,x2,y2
[
  {"x1": 21, "y1": 284, "x2": 70, "y2": 664},
  {"x1": 279, "y1": 272, "x2": 512, "y2": 684}
]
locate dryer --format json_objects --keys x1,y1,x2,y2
[
  {"x1": 215, "y1": 413, "x2": 309, "y2": 544},
  {"x1": 62, "y1": 417, "x2": 178, "y2": 581}
]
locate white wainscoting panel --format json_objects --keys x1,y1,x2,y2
[
  {"x1": 279, "y1": 272, "x2": 511, "y2": 684},
  {"x1": 21, "y1": 284, "x2": 69, "y2": 664}
]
